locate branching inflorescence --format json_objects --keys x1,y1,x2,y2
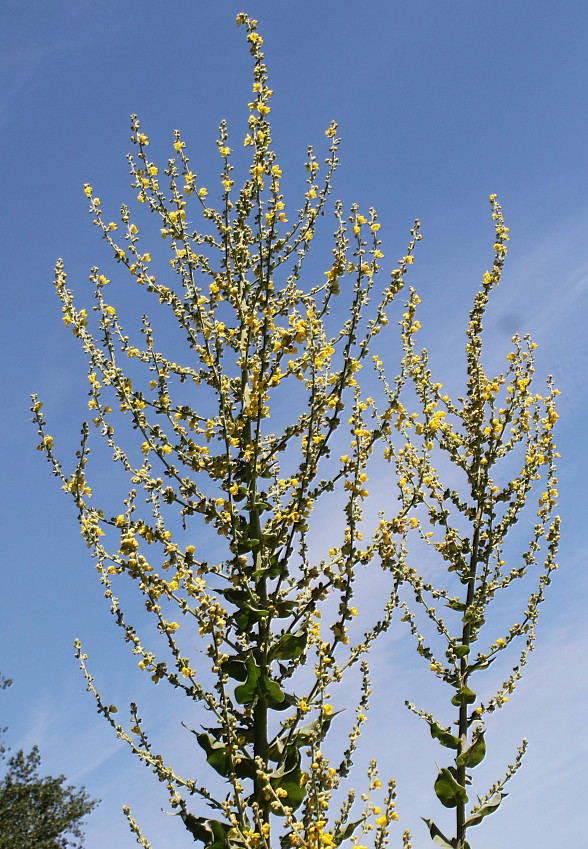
[
  {"x1": 376, "y1": 197, "x2": 560, "y2": 849},
  {"x1": 33, "y1": 14, "x2": 415, "y2": 849},
  {"x1": 33, "y1": 13, "x2": 559, "y2": 849}
]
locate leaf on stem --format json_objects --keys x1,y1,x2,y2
[
  {"x1": 456, "y1": 732, "x2": 486, "y2": 769},
  {"x1": 421, "y1": 818, "x2": 455, "y2": 848},
  {"x1": 433, "y1": 767, "x2": 468, "y2": 808},
  {"x1": 463, "y1": 792, "x2": 505, "y2": 828}
]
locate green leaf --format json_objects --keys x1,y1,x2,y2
[
  {"x1": 269, "y1": 629, "x2": 308, "y2": 661},
  {"x1": 261, "y1": 532, "x2": 279, "y2": 547},
  {"x1": 336, "y1": 819, "x2": 364, "y2": 842},
  {"x1": 268, "y1": 708, "x2": 342, "y2": 762},
  {"x1": 292, "y1": 709, "x2": 343, "y2": 743},
  {"x1": 234, "y1": 656, "x2": 260, "y2": 704},
  {"x1": 181, "y1": 815, "x2": 230, "y2": 849},
  {"x1": 461, "y1": 608, "x2": 480, "y2": 624},
  {"x1": 252, "y1": 500, "x2": 272, "y2": 512},
  {"x1": 454, "y1": 644, "x2": 470, "y2": 658},
  {"x1": 262, "y1": 677, "x2": 285, "y2": 704},
  {"x1": 456, "y1": 732, "x2": 486, "y2": 768},
  {"x1": 421, "y1": 818, "x2": 455, "y2": 848},
  {"x1": 468, "y1": 656, "x2": 495, "y2": 672},
  {"x1": 222, "y1": 588, "x2": 247, "y2": 606},
  {"x1": 464, "y1": 793, "x2": 505, "y2": 828},
  {"x1": 273, "y1": 599, "x2": 297, "y2": 618},
  {"x1": 269, "y1": 751, "x2": 305, "y2": 812},
  {"x1": 434, "y1": 768, "x2": 468, "y2": 808},
  {"x1": 234, "y1": 609, "x2": 252, "y2": 629},
  {"x1": 451, "y1": 685, "x2": 476, "y2": 706},
  {"x1": 429, "y1": 721, "x2": 461, "y2": 750},
  {"x1": 268, "y1": 690, "x2": 297, "y2": 711},
  {"x1": 195, "y1": 733, "x2": 257, "y2": 780},
  {"x1": 237, "y1": 536, "x2": 259, "y2": 554},
  {"x1": 223, "y1": 658, "x2": 247, "y2": 681}
]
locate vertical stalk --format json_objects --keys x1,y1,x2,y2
[
  {"x1": 243, "y1": 416, "x2": 271, "y2": 829},
  {"x1": 456, "y1": 459, "x2": 484, "y2": 849},
  {"x1": 456, "y1": 579, "x2": 475, "y2": 849}
]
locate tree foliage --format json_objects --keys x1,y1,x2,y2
[
  {"x1": 0, "y1": 748, "x2": 97, "y2": 849},
  {"x1": 32, "y1": 14, "x2": 560, "y2": 849},
  {"x1": 0, "y1": 678, "x2": 97, "y2": 849}
]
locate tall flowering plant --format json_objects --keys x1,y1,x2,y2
[
  {"x1": 33, "y1": 14, "x2": 415, "y2": 849},
  {"x1": 377, "y1": 197, "x2": 560, "y2": 849},
  {"x1": 33, "y1": 14, "x2": 559, "y2": 849}
]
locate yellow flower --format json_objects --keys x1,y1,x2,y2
[{"x1": 429, "y1": 410, "x2": 446, "y2": 430}]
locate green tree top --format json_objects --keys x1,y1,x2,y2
[
  {"x1": 0, "y1": 747, "x2": 97, "y2": 849},
  {"x1": 0, "y1": 677, "x2": 98, "y2": 849}
]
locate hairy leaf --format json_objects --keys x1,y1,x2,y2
[
  {"x1": 429, "y1": 721, "x2": 461, "y2": 750},
  {"x1": 456, "y1": 732, "x2": 486, "y2": 769},
  {"x1": 434, "y1": 768, "x2": 468, "y2": 808},
  {"x1": 464, "y1": 792, "x2": 506, "y2": 828},
  {"x1": 451, "y1": 685, "x2": 476, "y2": 706},
  {"x1": 421, "y1": 818, "x2": 455, "y2": 848},
  {"x1": 269, "y1": 629, "x2": 308, "y2": 661}
]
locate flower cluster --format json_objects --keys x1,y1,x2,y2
[
  {"x1": 32, "y1": 14, "x2": 421, "y2": 849},
  {"x1": 33, "y1": 16, "x2": 559, "y2": 849},
  {"x1": 374, "y1": 196, "x2": 560, "y2": 849}
]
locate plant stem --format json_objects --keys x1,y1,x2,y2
[{"x1": 456, "y1": 466, "x2": 484, "y2": 849}]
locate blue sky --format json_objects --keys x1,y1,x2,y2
[{"x1": 2, "y1": 1, "x2": 587, "y2": 847}]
